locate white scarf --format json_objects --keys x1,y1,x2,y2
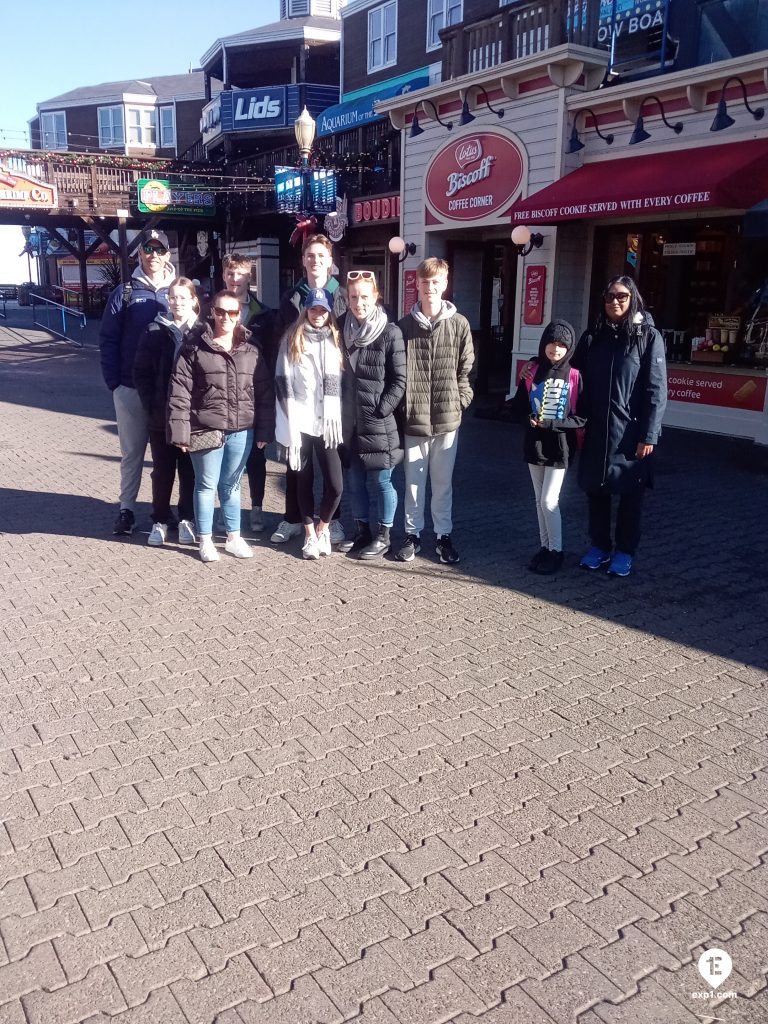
[{"x1": 275, "y1": 325, "x2": 343, "y2": 451}]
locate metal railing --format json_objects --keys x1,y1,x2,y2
[
  {"x1": 0, "y1": 295, "x2": 6, "y2": 320},
  {"x1": 30, "y1": 293, "x2": 87, "y2": 346}
]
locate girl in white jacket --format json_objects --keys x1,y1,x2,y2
[{"x1": 274, "y1": 289, "x2": 344, "y2": 559}]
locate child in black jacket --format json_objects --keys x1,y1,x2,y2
[{"x1": 510, "y1": 319, "x2": 585, "y2": 574}]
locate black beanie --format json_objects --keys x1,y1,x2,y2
[{"x1": 534, "y1": 318, "x2": 577, "y2": 381}]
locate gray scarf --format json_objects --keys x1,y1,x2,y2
[{"x1": 343, "y1": 304, "x2": 388, "y2": 351}]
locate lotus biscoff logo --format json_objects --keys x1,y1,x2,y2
[{"x1": 455, "y1": 139, "x2": 483, "y2": 167}]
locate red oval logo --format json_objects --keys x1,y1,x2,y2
[{"x1": 425, "y1": 131, "x2": 526, "y2": 223}]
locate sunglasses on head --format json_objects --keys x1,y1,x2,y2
[
  {"x1": 213, "y1": 306, "x2": 240, "y2": 320},
  {"x1": 142, "y1": 243, "x2": 168, "y2": 256},
  {"x1": 347, "y1": 270, "x2": 376, "y2": 282},
  {"x1": 604, "y1": 291, "x2": 631, "y2": 302}
]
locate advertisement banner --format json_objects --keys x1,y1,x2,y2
[
  {"x1": 316, "y1": 76, "x2": 429, "y2": 137},
  {"x1": 523, "y1": 266, "x2": 546, "y2": 325},
  {"x1": 137, "y1": 179, "x2": 215, "y2": 217},
  {"x1": 403, "y1": 270, "x2": 419, "y2": 318},
  {"x1": 220, "y1": 88, "x2": 287, "y2": 132},
  {"x1": 667, "y1": 371, "x2": 767, "y2": 412},
  {"x1": 0, "y1": 166, "x2": 57, "y2": 210}
]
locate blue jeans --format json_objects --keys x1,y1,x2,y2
[
  {"x1": 190, "y1": 429, "x2": 253, "y2": 536},
  {"x1": 346, "y1": 456, "x2": 397, "y2": 527}
]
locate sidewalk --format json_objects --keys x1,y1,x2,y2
[{"x1": 0, "y1": 315, "x2": 766, "y2": 1024}]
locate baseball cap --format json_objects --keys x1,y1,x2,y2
[
  {"x1": 142, "y1": 228, "x2": 170, "y2": 250},
  {"x1": 304, "y1": 288, "x2": 332, "y2": 313}
]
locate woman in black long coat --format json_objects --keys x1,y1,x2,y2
[
  {"x1": 572, "y1": 275, "x2": 667, "y2": 577},
  {"x1": 337, "y1": 273, "x2": 406, "y2": 560}
]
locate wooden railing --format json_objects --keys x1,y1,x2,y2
[{"x1": 441, "y1": 0, "x2": 602, "y2": 78}]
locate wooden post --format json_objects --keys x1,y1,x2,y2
[{"x1": 118, "y1": 218, "x2": 130, "y2": 285}]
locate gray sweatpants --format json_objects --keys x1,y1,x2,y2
[
  {"x1": 112, "y1": 385, "x2": 149, "y2": 512},
  {"x1": 403, "y1": 430, "x2": 458, "y2": 537}
]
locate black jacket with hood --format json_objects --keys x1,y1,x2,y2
[
  {"x1": 509, "y1": 319, "x2": 585, "y2": 469},
  {"x1": 134, "y1": 314, "x2": 196, "y2": 433}
]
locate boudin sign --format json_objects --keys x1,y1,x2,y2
[
  {"x1": 0, "y1": 166, "x2": 57, "y2": 210},
  {"x1": 424, "y1": 130, "x2": 526, "y2": 225}
]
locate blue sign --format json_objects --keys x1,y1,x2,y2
[
  {"x1": 275, "y1": 166, "x2": 337, "y2": 214},
  {"x1": 220, "y1": 88, "x2": 287, "y2": 132},
  {"x1": 316, "y1": 76, "x2": 430, "y2": 138}
]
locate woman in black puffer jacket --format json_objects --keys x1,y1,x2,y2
[
  {"x1": 338, "y1": 273, "x2": 406, "y2": 559},
  {"x1": 167, "y1": 290, "x2": 274, "y2": 563}
]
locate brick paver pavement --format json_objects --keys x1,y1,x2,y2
[{"x1": 0, "y1": 308, "x2": 766, "y2": 1024}]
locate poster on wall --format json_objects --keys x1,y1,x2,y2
[
  {"x1": 403, "y1": 270, "x2": 419, "y2": 318},
  {"x1": 667, "y1": 371, "x2": 767, "y2": 412},
  {"x1": 523, "y1": 266, "x2": 546, "y2": 325}
]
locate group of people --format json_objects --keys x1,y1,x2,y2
[
  {"x1": 99, "y1": 231, "x2": 474, "y2": 566},
  {"x1": 99, "y1": 228, "x2": 666, "y2": 577}
]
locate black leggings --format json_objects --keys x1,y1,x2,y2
[
  {"x1": 286, "y1": 461, "x2": 342, "y2": 523},
  {"x1": 148, "y1": 430, "x2": 194, "y2": 523},
  {"x1": 246, "y1": 443, "x2": 266, "y2": 507},
  {"x1": 296, "y1": 433, "x2": 343, "y2": 525}
]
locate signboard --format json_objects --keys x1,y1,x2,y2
[
  {"x1": 597, "y1": 0, "x2": 671, "y2": 69},
  {"x1": 220, "y1": 88, "x2": 287, "y2": 132},
  {"x1": 0, "y1": 166, "x2": 57, "y2": 210},
  {"x1": 317, "y1": 76, "x2": 430, "y2": 137},
  {"x1": 137, "y1": 179, "x2": 215, "y2": 217},
  {"x1": 403, "y1": 270, "x2": 419, "y2": 318},
  {"x1": 663, "y1": 242, "x2": 696, "y2": 256},
  {"x1": 667, "y1": 371, "x2": 766, "y2": 412},
  {"x1": 425, "y1": 131, "x2": 526, "y2": 225},
  {"x1": 275, "y1": 166, "x2": 337, "y2": 214},
  {"x1": 523, "y1": 266, "x2": 546, "y2": 325},
  {"x1": 352, "y1": 195, "x2": 400, "y2": 224}
]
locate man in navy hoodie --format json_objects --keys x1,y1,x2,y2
[{"x1": 99, "y1": 229, "x2": 175, "y2": 535}]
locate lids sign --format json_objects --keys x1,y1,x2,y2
[{"x1": 425, "y1": 131, "x2": 526, "y2": 223}]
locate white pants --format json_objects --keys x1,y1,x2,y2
[
  {"x1": 528, "y1": 464, "x2": 566, "y2": 551},
  {"x1": 112, "y1": 385, "x2": 149, "y2": 512},
  {"x1": 404, "y1": 431, "x2": 458, "y2": 537}
]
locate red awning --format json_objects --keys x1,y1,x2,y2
[{"x1": 510, "y1": 138, "x2": 768, "y2": 224}]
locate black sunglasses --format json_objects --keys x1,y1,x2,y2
[
  {"x1": 213, "y1": 306, "x2": 240, "y2": 320},
  {"x1": 142, "y1": 243, "x2": 168, "y2": 256},
  {"x1": 604, "y1": 291, "x2": 631, "y2": 302}
]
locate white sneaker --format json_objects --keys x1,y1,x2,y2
[
  {"x1": 302, "y1": 534, "x2": 320, "y2": 560},
  {"x1": 271, "y1": 520, "x2": 303, "y2": 543},
  {"x1": 148, "y1": 523, "x2": 167, "y2": 547},
  {"x1": 249, "y1": 506, "x2": 265, "y2": 533},
  {"x1": 316, "y1": 529, "x2": 331, "y2": 557},
  {"x1": 178, "y1": 520, "x2": 196, "y2": 545},
  {"x1": 225, "y1": 535, "x2": 254, "y2": 559},
  {"x1": 329, "y1": 520, "x2": 345, "y2": 545},
  {"x1": 199, "y1": 537, "x2": 219, "y2": 562}
]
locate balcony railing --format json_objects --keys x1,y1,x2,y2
[{"x1": 441, "y1": 0, "x2": 602, "y2": 78}]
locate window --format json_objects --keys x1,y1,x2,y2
[
  {"x1": 368, "y1": 1, "x2": 397, "y2": 72},
  {"x1": 427, "y1": 0, "x2": 462, "y2": 49},
  {"x1": 40, "y1": 111, "x2": 67, "y2": 150},
  {"x1": 127, "y1": 107, "x2": 157, "y2": 146},
  {"x1": 98, "y1": 106, "x2": 124, "y2": 148},
  {"x1": 159, "y1": 106, "x2": 175, "y2": 149}
]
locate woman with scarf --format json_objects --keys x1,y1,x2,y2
[
  {"x1": 337, "y1": 272, "x2": 406, "y2": 560},
  {"x1": 134, "y1": 276, "x2": 199, "y2": 547},
  {"x1": 167, "y1": 289, "x2": 274, "y2": 563},
  {"x1": 508, "y1": 319, "x2": 584, "y2": 575},
  {"x1": 572, "y1": 275, "x2": 667, "y2": 577},
  {"x1": 274, "y1": 289, "x2": 344, "y2": 560}
]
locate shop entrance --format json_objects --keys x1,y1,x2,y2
[{"x1": 446, "y1": 239, "x2": 517, "y2": 394}]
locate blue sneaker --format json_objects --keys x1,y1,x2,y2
[
  {"x1": 607, "y1": 551, "x2": 633, "y2": 577},
  {"x1": 580, "y1": 546, "x2": 611, "y2": 570}
]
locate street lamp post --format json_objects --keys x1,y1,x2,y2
[{"x1": 294, "y1": 107, "x2": 316, "y2": 215}]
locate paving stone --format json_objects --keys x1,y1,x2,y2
[
  {"x1": 233, "y1": 975, "x2": 342, "y2": 1024},
  {"x1": 581, "y1": 925, "x2": 680, "y2": 995},
  {"x1": 84, "y1": 988, "x2": 189, "y2": 1024},
  {"x1": 111, "y1": 934, "x2": 208, "y2": 1007},
  {"x1": 22, "y1": 963, "x2": 126, "y2": 1024},
  {"x1": 54, "y1": 913, "x2": 147, "y2": 982},
  {"x1": 381, "y1": 965, "x2": 485, "y2": 1024},
  {"x1": 171, "y1": 951, "x2": 272, "y2": 1023},
  {"x1": 448, "y1": 889, "x2": 538, "y2": 952},
  {"x1": 521, "y1": 954, "x2": 623, "y2": 1024}
]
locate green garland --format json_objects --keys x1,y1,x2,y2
[{"x1": 0, "y1": 149, "x2": 173, "y2": 172}]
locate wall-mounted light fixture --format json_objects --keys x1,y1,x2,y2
[
  {"x1": 710, "y1": 76, "x2": 765, "y2": 132},
  {"x1": 409, "y1": 100, "x2": 453, "y2": 138},
  {"x1": 566, "y1": 108, "x2": 614, "y2": 153},
  {"x1": 628, "y1": 95, "x2": 683, "y2": 145},
  {"x1": 511, "y1": 225, "x2": 543, "y2": 256},
  {"x1": 388, "y1": 236, "x2": 417, "y2": 263},
  {"x1": 458, "y1": 86, "x2": 505, "y2": 127}
]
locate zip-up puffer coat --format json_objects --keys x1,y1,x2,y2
[
  {"x1": 572, "y1": 315, "x2": 667, "y2": 494},
  {"x1": 134, "y1": 317, "x2": 195, "y2": 433},
  {"x1": 339, "y1": 315, "x2": 406, "y2": 470},
  {"x1": 397, "y1": 307, "x2": 475, "y2": 437},
  {"x1": 99, "y1": 268, "x2": 174, "y2": 391},
  {"x1": 166, "y1": 322, "x2": 275, "y2": 448}
]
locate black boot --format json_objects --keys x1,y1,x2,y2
[
  {"x1": 358, "y1": 524, "x2": 390, "y2": 560},
  {"x1": 534, "y1": 549, "x2": 564, "y2": 574},
  {"x1": 338, "y1": 519, "x2": 371, "y2": 554}
]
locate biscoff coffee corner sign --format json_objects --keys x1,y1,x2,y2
[{"x1": 424, "y1": 130, "x2": 526, "y2": 225}]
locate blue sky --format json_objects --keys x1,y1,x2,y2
[{"x1": 0, "y1": 0, "x2": 280, "y2": 281}]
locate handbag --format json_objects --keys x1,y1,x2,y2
[{"x1": 187, "y1": 429, "x2": 225, "y2": 453}]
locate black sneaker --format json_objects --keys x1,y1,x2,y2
[
  {"x1": 113, "y1": 509, "x2": 135, "y2": 536},
  {"x1": 534, "y1": 549, "x2": 564, "y2": 575},
  {"x1": 397, "y1": 534, "x2": 421, "y2": 562},
  {"x1": 528, "y1": 546, "x2": 548, "y2": 572},
  {"x1": 436, "y1": 535, "x2": 460, "y2": 564}
]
